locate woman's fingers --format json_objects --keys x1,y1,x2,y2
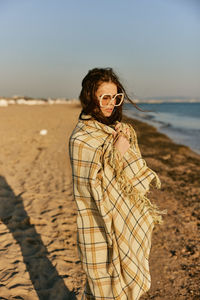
[
  {"x1": 115, "y1": 123, "x2": 122, "y2": 131},
  {"x1": 113, "y1": 125, "x2": 131, "y2": 150},
  {"x1": 126, "y1": 127, "x2": 130, "y2": 138},
  {"x1": 115, "y1": 123, "x2": 130, "y2": 135}
]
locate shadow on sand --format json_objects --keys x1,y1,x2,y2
[{"x1": 0, "y1": 175, "x2": 77, "y2": 300}]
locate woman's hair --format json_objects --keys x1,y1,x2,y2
[{"x1": 79, "y1": 67, "x2": 149, "y2": 125}]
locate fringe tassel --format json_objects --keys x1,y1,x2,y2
[{"x1": 109, "y1": 139, "x2": 167, "y2": 225}]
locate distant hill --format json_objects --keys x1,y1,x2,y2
[
  {"x1": 131, "y1": 96, "x2": 200, "y2": 103},
  {"x1": 140, "y1": 96, "x2": 200, "y2": 101}
]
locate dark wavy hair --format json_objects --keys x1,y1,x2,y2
[{"x1": 79, "y1": 67, "x2": 150, "y2": 125}]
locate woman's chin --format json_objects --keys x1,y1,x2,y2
[{"x1": 103, "y1": 110, "x2": 113, "y2": 117}]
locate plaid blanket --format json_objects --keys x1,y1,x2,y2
[{"x1": 69, "y1": 114, "x2": 166, "y2": 299}]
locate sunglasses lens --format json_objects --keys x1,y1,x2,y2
[
  {"x1": 115, "y1": 94, "x2": 123, "y2": 105},
  {"x1": 101, "y1": 95, "x2": 111, "y2": 107}
]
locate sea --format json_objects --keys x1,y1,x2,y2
[{"x1": 123, "y1": 102, "x2": 200, "y2": 155}]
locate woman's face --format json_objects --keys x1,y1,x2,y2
[{"x1": 95, "y1": 81, "x2": 118, "y2": 117}]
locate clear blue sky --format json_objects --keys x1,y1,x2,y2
[{"x1": 0, "y1": 0, "x2": 199, "y2": 99}]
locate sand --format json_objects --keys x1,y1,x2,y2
[{"x1": 0, "y1": 104, "x2": 199, "y2": 300}]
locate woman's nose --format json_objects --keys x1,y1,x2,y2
[{"x1": 109, "y1": 98, "x2": 116, "y2": 105}]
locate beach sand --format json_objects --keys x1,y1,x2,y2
[{"x1": 0, "y1": 104, "x2": 199, "y2": 299}]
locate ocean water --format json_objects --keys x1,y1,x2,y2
[{"x1": 123, "y1": 102, "x2": 200, "y2": 155}]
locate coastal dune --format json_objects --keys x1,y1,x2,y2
[{"x1": 0, "y1": 104, "x2": 199, "y2": 299}]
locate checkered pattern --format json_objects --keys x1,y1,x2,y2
[{"x1": 68, "y1": 114, "x2": 162, "y2": 299}]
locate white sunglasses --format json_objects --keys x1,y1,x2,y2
[{"x1": 98, "y1": 93, "x2": 124, "y2": 108}]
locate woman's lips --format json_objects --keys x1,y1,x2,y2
[{"x1": 105, "y1": 109, "x2": 113, "y2": 112}]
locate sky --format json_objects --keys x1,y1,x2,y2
[{"x1": 0, "y1": 0, "x2": 199, "y2": 99}]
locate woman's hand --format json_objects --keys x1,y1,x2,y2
[{"x1": 112, "y1": 123, "x2": 130, "y2": 157}]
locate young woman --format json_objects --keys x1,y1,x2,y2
[{"x1": 68, "y1": 68, "x2": 166, "y2": 300}]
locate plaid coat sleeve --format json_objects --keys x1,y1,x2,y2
[{"x1": 69, "y1": 137, "x2": 114, "y2": 297}]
